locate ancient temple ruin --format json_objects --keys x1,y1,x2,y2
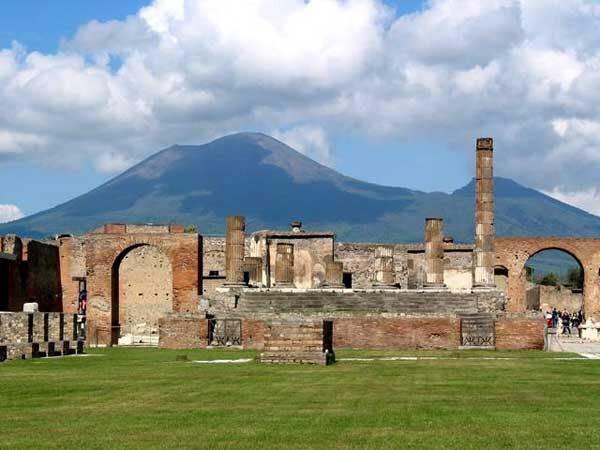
[{"x1": 3, "y1": 137, "x2": 600, "y2": 362}]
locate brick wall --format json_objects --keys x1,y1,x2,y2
[
  {"x1": 158, "y1": 314, "x2": 208, "y2": 349},
  {"x1": 495, "y1": 318, "x2": 545, "y2": 350},
  {"x1": 226, "y1": 315, "x2": 544, "y2": 351},
  {"x1": 85, "y1": 231, "x2": 199, "y2": 345},
  {"x1": 333, "y1": 318, "x2": 460, "y2": 350},
  {"x1": 242, "y1": 319, "x2": 265, "y2": 350},
  {"x1": 260, "y1": 320, "x2": 327, "y2": 364}
]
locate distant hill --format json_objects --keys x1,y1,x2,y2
[{"x1": 2, "y1": 132, "x2": 600, "y2": 242}]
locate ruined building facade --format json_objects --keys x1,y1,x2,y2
[{"x1": 3, "y1": 138, "x2": 600, "y2": 357}]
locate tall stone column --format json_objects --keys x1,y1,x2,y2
[
  {"x1": 373, "y1": 246, "x2": 396, "y2": 288},
  {"x1": 473, "y1": 138, "x2": 496, "y2": 288},
  {"x1": 323, "y1": 260, "x2": 344, "y2": 288},
  {"x1": 275, "y1": 243, "x2": 295, "y2": 287},
  {"x1": 424, "y1": 218, "x2": 445, "y2": 288},
  {"x1": 244, "y1": 257, "x2": 263, "y2": 287},
  {"x1": 225, "y1": 215, "x2": 246, "y2": 286}
]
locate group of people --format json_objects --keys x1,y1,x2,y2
[{"x1": 545, "y1": 308, "x2": 584, "y2": 335}]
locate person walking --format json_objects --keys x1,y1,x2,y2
[{"x1": 562, "y1": 311, "x2": 571, "y2": 335}]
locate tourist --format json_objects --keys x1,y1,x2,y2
[
  {"x1": 571, "y1": 312, "x2": 580, "y2": 330},
  {"x1": 561, "y1": 311, "x2": 571, "y2": 335},
  {"x1": 552, "y1": 308, "x2": 559, "y2": 328},
  {"x1": 545, "y1": 311, "x2": 553, "y2": 328}
]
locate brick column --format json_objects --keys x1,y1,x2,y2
[
  {"x1": 473, "y1": 138, "x2": 496, "y2": 288},
  {"x1": 373, "y1": 246, "x2": 396, "y2": 288},
  {"x1": 424, "y1": 218, "x2": 446, "y2": 289},
  {"x1": 225, "y1": 216, "x2": 246, "y2": 286},
  {"x1": 323, "y1": 260, "x2": 344, "y2": 288},
  {"x1": 275, "y1": 243, "x2": 295, "y2": 288},
  {"x1": 244, "y1": 257, "x2": 263, "y2": 287}
]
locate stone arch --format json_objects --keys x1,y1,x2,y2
[
  {"x1": 85, "y1": 230, "x2": 199, "y2": 346},
  {"x1": 495, "y1": 238, "x2": 600, "y2": 317},
  {"x1": 111, "y1": 244, "x2": 173, "y2": 345}
]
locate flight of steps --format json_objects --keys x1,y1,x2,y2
[{"x1": 233, "y1": 290, "x2": 501, "y2": 316}]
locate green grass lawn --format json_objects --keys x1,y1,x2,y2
[{"x1": 1, "y1": 347, "x2": 599, "y2": 449}]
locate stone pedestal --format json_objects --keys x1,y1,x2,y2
[
  {"x1": 275, "y1": 243, "x2": 295, "y2": 288},
  {"x1": 323, "y1": 260, "x2": 344, "y2": 288},
  {"x1": 224, "y1": 216, "x2": 246, "y2": 287},
  {"x1": 424, "y1": 218, "x2": 446, "y2": 289},
  {"x1": 580, "y1": 319, "x2": 599, "y2": 341},
  {"x1": 23, "y1": 302, "x2": 39, "y2": 313},
  {"x1": 373, "y1": 246, "x2": 396, "y2": 288},
  {"x1": 473, "y1": 138, "x2": 496, "y2": 288}
]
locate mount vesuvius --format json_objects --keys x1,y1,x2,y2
[{"x1": 2, "y1": 132, "x2": 600, "y2": 242}]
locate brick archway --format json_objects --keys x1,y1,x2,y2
[
  {"x1": 496, "y1": 238, "x2": 600, "y2": 317},
  {"x1": 85, "y1": 228, "x2": 199, "y2": 345}
]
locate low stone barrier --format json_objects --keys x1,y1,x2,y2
[{"x1": 0, "y1": 312, "x2": 84, "y2": 362}]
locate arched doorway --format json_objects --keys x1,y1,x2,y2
[
  {"x1": 111, "y1": 244, "x2": 173, "y2": 345},
  {"x1": 524, "y1": 249, "x2": 584, "y2": 314}
]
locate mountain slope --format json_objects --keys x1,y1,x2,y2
[{"x1": 2, "y1": 132, "x2": 600, "y2": 242}]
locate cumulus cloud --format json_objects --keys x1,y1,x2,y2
[
  {"x1": 0, "y1": 0, "x2": 600, "y2": 213},
  {"x1": 272, "y1": 125, "x2": 333, "y2": 166},
  {"x1": 545, "y1": 187, "x2": 600, "y2": 216},
  {"x1": 95, "y1": 151, "x2": 138, "y2": 174},
  {"x1": 0, "y1": 204, "x2": 24, "y2": 223}
]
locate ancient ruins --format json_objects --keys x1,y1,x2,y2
[{"x1": 3, "y1": 137, "x2": 600, "y2": 363}]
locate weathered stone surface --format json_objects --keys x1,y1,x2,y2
[
  {"x1": 23, "y1": 302, "x2": 38, "y2": 313},
  {"x1": 84, "y1": 226, "x2": 199, "y2": 346},
  {"x1": 0, "y1": 312, "x2": 82, "y2": 361},
  {"x1": 324, "y1": 260, "x2": 344, "y2": 288},
  {"x1": 373, "y1": 246, "x2": 396, "y2": 287},
  {"x1": 473, "y1": 137, "x2": 495, "y2": 288},
  {"x1": 424, "y1": 218, "x2": 445, "y2": 288},
  {"x1": 225, "y1": 216, "x2": 246, "y2": 285},
  {"x1": 260, "y1": 319, "x2": 329, "y2": 364},
  {"x1": 275, "y1": 243, "x2": 295, "y2": 287},
  {"x1": 495, "y1": 237, "x2": 600, "y2": 316}
]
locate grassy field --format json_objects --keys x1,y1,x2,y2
[{"x1": 1, "y1": 347, "x2": 600, "y2": 449}]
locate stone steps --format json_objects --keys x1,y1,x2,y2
[{"x1": 236, "y1": 293, "x2": 481, "y2": 315}]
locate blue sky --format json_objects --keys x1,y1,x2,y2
[
  {"x1": 1, "y1": 0, "x2": 599, "y2": 220},
  {"x1": 2, "y1": 0, "x2": 468, "y2": 217}
]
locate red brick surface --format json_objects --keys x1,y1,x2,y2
[
  {"x1": 85, "y1": 231, "x2": 200, "y2": 345},
  {"x1": 242, "y1": 319, "x2": 265, "y2": 350},
  {"x1": 333, "y1": 318, "x2": 461, "y2": 350},
  {"x1": 496, "y1": 237, "x2": 600, "y2": 316},
  {"x1": 495, "y1": 318, "x2": 545, "y2": 350},
  {"x1": 159, "y1": 315, "x2": 208, "y2": 349}
]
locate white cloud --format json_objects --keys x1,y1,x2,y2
[
  {"x1": 272, "y1": 125, "x2": 333, "y2": 166},
  {"x1": 0, "y1": 204, "x2": 24, "y2": 223},
  {"x1": 95, "y1": 152, "x2": 137, "y2": 174},
  {"x1": 0, "y1": 0, "x2": 600, "y2": 211},
  {"x1": 545, "y1": 187, "x2": 600, "y2": 216}
]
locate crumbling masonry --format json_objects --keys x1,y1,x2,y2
[{"x1": 3, "y1": 137, "x2": 600, "y2": 362}]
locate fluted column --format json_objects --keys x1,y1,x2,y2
[
  {"x1": 244, "y1": 257, "x2": 263, "y2": 287},
  {"x1": 225, "y1": 215, "x2": 246, "y2": 286},
  {"x1": 323, "y1": 260, "x2": 344, "y2": 288},
  {"x1": 424, "y1": 218, "x2": 446, "y2": 288},
  {"x1": 275, "y1": 243, "x2": 295, "y2": 287},
  {"x1": 373, "y1": 246, "x2": 396, "y2": 288},
  {"x1": 473, "y1": 138, "x2": 496, "y2": 288}
]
